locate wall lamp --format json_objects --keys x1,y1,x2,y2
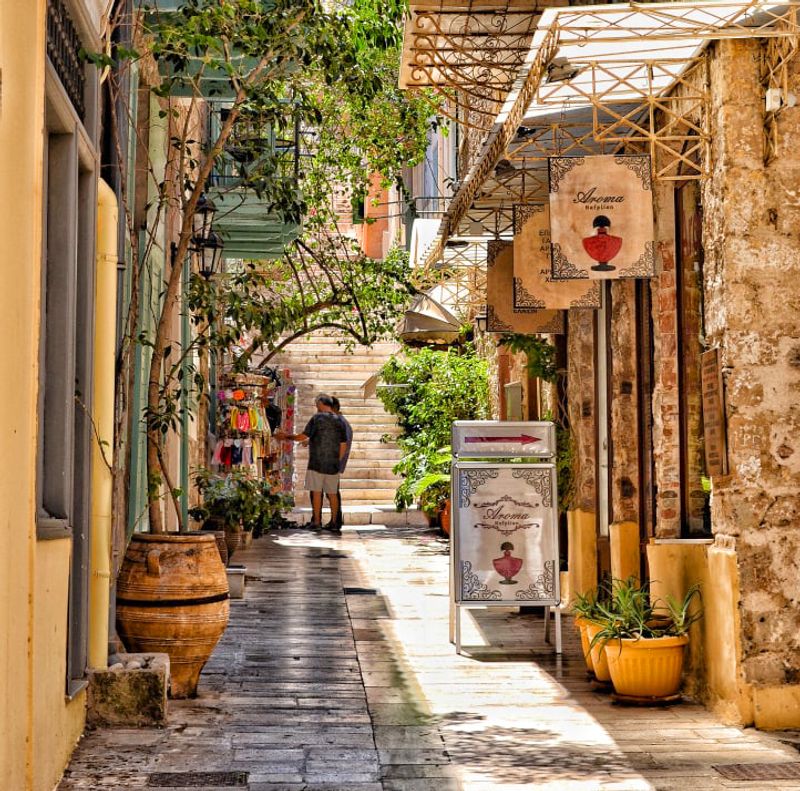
[{"x1": 170, "y1": 193, "x2": 225, "y2": 278}]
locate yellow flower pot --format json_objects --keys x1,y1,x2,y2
[
  {"x1": 603, "y1": 634, "x2": 689, "y2": 698},
  {"x1": 573, "y1": 616, "x2": 595, "y2": 673},
  {"x1": 584, "y1": 621, "x2": 611, "y2": 682}
]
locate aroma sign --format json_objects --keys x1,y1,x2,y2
[
  {"x1": 548, "y1": 154, "x2": 655, "y2": 281},
  {"x1": 453, "y1": 463, "x2": 559, "y2": 606}
]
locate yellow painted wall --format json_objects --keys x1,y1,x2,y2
[
  {"x1": 0, "y1": 0, "x2": 87, "y2": 787},
  {"x1": 646, "y1": 541, "x2": 772, "y2": 727},
  {"x1": 566, "y1": 509, "x2": 597, "y2": 602},
  {"x1": 33, "y1": 543, "x2": 87, "y2": 791},
  {"x1": 0, "y1": 0, "x2": 47, "y2": 786}
]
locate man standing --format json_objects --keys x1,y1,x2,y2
[
  {"x1": 277, "y1": 394, "x2": 347, "y2": 530},
  {"x1": 330, "y1": 396, "x2": 353, "y2": 532}
]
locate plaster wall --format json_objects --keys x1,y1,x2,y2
[
  {"x1": 0, "y1": 0, "x2": 88, "y2": 786},
  {"x1": 0, "y1": 1, "x2": 46, "y2": 786},
  {"x1": 702, "y1": 39, "x2": 800, "y2": 694},
  {"x1": 33, "y1": 543, "x2": 87, "y2": 791},
  {"x1": 647, "y1": 541, "x2": 754, "y2": 725}
]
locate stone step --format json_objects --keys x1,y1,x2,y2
[
  {"x1": 346, "y1": 448, "x2": 402, "y2": 460},
  {"x1": 289, "y1": 507, "x2": 427, "y2": 526},
  {"x1": 289, "y1": 362, "x2": 394, "y2": 373},
  {"x1": 274, "y1": 329, "x2": 402, "y2": 505},
  {"x1": 343, "y1": 468, "x2": 400, "y2": 481}
]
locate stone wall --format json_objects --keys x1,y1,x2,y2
[
  {"x1": 567, "y1": 309, "x2": 596, "y2": 513},
  {"x1": 702, "y1": 39, "x2": 800, "y2": 687},
  {"x1": 609, "y1": 280, "x2": 640, "y2": 524},
  {"x1": 650, "y1": 181, "x2": 682, "y2": 538}
]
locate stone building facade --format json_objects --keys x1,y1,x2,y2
[
  {"x1": 453, "y1": 22, "x2": 800, "y2": 728},
  {"x1": 546, "y1": 37, "x2": 800, "y2": 728}
]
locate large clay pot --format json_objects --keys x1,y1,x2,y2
[
  {"x1": 440, "y1": 499, "x2": 451, "y2": 537},
  {"x1": 200, "y1": 524, "x2": 228, "y2": 566},
  {"x1": 116, "y1": 533, "x2": 230, "y2": 698},
  {"x1": 573, "y1": 616, "x2": 595, "y2": 673},
  {"x1": 223, "y1": 524, "x2": 243, "y2": 559}
]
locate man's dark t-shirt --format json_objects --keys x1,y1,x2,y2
[{"x1": 303, "y1": 412, "x2": 347, "y2": 475}]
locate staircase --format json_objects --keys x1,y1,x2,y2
[{"x1": 271, "y1": 332, "x2": 403, "y2": 506}]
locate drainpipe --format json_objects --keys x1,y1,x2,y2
[{"x1": 88, "y1": 178, "x2": 117, "y2": 668}]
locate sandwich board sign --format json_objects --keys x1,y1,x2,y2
[
  {"x1": 450, "y1": 421, "x2": 561, "y2": 654},
  {"x1": 453, "y1": 462, "x2": 559, "y2": 607}
]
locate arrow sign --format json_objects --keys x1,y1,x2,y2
[{"x1": 464, "y1": 434, "x2": 541, "y2": 445}]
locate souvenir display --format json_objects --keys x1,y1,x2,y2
[{"x1": 211, "y1": 369, "x2": 295, "y2": 496}]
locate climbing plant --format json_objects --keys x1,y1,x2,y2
[{"x1": 499, "y1": 334, "x2": 558, "y2": 382}]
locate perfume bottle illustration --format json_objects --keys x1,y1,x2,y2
[
  {"x1": 582, "y1": 214, "x2": 622, "y2": 272},
  {"x1": 493, "y1": 541, "x2": 523, "y2": 585}
]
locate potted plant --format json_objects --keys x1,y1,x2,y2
[
  {"x1": 410, "y1": 447, "x2": 452, "y2": 533},
  {"x1": 190, "y1": 469, "x2": 257, "y2": 561},
  {"x1": 571, "y1": 585, "x2": 610, "y2": 678},
  {"x1": 589, "y1": 577, "x2": 702, "y2": 701},
  {"x1": 413, "y1": 473, "x2": 450, "y2": 530}
]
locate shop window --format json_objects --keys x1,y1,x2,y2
[{"x1": 38, "y1": 22, "x2": 99, "y2": 692}]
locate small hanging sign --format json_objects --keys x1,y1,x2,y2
[
  {"x1": 548, "y1": 154, "x2": 655, "y2": 280},
  {"x1": 452, "y1": 420, "x2": 557, "y2": 458},
  {"x1": 701, "y1": 348, "x2": 729, "y2": 478},
  {"x1": 513, "y1": 204, "x2": 601, "y2": 310},
  {"x1": 486, "y1": 240, "x2": 565, "y2": 334}
]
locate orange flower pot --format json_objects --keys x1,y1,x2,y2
[
  {"x1": 603, "y1": 634, "x2": 688, "y2": 698},
  {"x1": 440, "y1": 499, "x2": 451, "y2": 537},
  {"x1": 573, "y1": 616, "x2": 595, "y2": 673},
  {"x1": 584, "y1": 621, "x2": 611, "y2": 682}
]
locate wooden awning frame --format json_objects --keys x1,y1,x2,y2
[{"x1": 400, "y1": 0, "x2": 800, "y2": 273}]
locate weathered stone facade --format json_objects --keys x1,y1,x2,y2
[
  {"x1": 702, "y1": 39, "x2": 800, "y2": 688},
  {"x1": 567, "y1": 309, "x2": 597, "y2": 514},
  {"x1": 651, "y1": 180, "x2": 683, "y2": 538},
  {"x1": 609, "y1": 280, "x2": 640, "y2": 525}
]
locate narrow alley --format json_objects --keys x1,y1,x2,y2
[{"x1": 59, "y1": 521, "x2": 800, "y2": 791}]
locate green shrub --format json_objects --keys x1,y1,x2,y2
[{"x1": 378, "y1": 345, "x2": 489, "y2": 510}]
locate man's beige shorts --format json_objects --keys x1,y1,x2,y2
[{"x1": 305, "y1": 469, "x2": 340, "y2": 494}]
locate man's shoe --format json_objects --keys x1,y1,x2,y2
[
  {"x1": 323, "y1": 522, "x2": 342, "y2": 533},
  {"x1": 308, "y1": 522, "x2": 322, "y2": 531}
]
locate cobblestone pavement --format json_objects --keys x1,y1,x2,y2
[{"x1": 59, "y1": 524, "x2": 800, "y2": 791}]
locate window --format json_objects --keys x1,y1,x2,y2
[{"x1": 39, "y1": 0, "x2": 99, "y2": 693}]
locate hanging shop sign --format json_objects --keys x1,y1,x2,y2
[
  {"x1": 486, "y1": 240, "x2": 565, "y2": 334},
  {"x1": 513, "y1": 204, "x2": 601, "y2": 310},
  {"x1": 452, "y1": 461, "x2": 560, "y2": 606},
  {"x1": 452, "y1": 419, "x2": 556, "y2": 458},
  {"x1": 701, "y1": 348, "x2": 729, "y2": 478},
  {"x1": 548, "y1": 154, "x2": 655, "y2": 280}
]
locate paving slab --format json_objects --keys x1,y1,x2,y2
[{"x1": 59, "y1": 525, "x2": 799, "y2": 791}]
